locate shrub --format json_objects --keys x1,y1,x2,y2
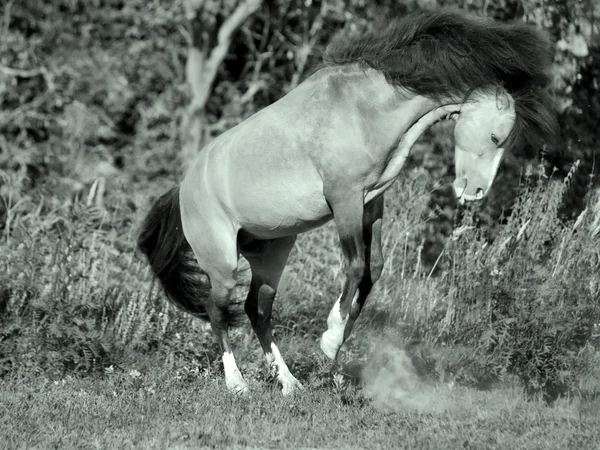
[{"x1": 438, "y1": 173, "x2": 600, "y2": 400}]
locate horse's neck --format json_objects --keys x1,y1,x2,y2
[
  {"x1": 396, "y1": 105, "x2": 459, "y2": 152},
  {"x1": 345, "y1": 67, "x2": 458, "y2": 153},
  {"x1": 344, "y1": 68, "x2": 463, "y2": 200}
]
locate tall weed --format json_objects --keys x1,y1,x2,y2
[{"x1": 440, "y1": 174, "x2": 600, "y2": 399}]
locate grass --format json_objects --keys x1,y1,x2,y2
[
  {"x1": 2, "y1": 342, "x2": 599, "y2": 450},
  {"x1": 2, "y1": 158, "x2": 600, "y2": 448},
  {"x1": 2, "y1": 168, "x2": 600, "y2": 448}
]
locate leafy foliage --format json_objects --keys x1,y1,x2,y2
[
  {"x1": 438, "y1": 177, "x2": 600, "y2": 400},
  {"x1": 0, "y1": 0, "x2": 599, "y2": 403}
]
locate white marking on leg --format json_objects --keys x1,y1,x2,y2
[
  {"x1": 264, "y1": 350, "x2": 277, "y2": 379},
  {"x1": 320, "y1": 292, "x2": 359, "y2": 360},
  {"x1": 265, "y1": 343, "x2": 302, "y2": 396},
  {"x1": 222, "y1": 351, "x2": 248, "y2": 395}
]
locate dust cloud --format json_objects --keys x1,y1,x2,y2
[{"x1": 360, "y1": 343, "x2": 454, "y2": 414}]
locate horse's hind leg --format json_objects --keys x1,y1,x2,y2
[
  {"x1": 205, "y1": 269, "x2": 249, "y2": 395},
  {"x1": 182, "y1": 216, "x2": 248, "y2": 394},
  {"x1": 242, "y1": 236, "x2": 302, "y2": 395},
  {"x1": 320, "y1": 194, "x2": 384, "y2": 360}
]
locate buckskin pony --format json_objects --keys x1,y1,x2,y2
[{"x1": 138, "y1": 9, "x2": 558, "y2": 395}]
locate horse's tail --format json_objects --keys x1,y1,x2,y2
[{"x1": 137, "y1": 187, "x2": 244, "y2": 327}]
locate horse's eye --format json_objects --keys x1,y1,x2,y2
[{"x1": 491, "y1": 134, "x2": 499, "y2": 146}]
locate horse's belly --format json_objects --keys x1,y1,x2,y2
[
  {"x1": 241, "y1": 214, "x2": 333, "y2": 239},
  {"x1": 234, "y1": 187, "x2": 333, "y2": 239}
]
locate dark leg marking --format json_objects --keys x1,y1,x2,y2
[
  {"x1": 242, "y1": 236, "x2": 302, "y2": 395},
  {"x1": 321, "y1": 194, "x2": 384, "y2": 359}
]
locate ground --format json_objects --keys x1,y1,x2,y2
[{"x1": 2, "y1": 344, "x2": 599, "y2": 450}]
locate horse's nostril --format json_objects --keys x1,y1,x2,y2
[{"x1": 475, "y1": 188, "x2": 484, "y2": 200}]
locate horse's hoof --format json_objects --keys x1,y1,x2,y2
[
  {"x1": 226, "y1": 376, "x2": 250, "y2": 396},
  {"x1": 230, "y1": 383, "x2": 250, "y2": 396},
  {"x1": 281, "y1": 377, "x2": 304, "y2": 396},
  {"x1": 320, "y1": 330, "x2": 341, "y2": 360}
]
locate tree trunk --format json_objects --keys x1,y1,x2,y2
[{"x1": 180, "y1": 0, "x2": 262, "y2": 166}]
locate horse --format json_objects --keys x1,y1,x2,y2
[{"x1": 138, "y1": 9, "x2": 558, "y2": 395}]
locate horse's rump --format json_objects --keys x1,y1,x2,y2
[{"x1": 137, "y1": 187, "x2": 244, "y2": 326}]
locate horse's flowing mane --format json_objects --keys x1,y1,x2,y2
[{"x1": 324, "y1": 9, "x2": 559, "y2": 150}]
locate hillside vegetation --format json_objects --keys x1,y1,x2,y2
[{"x1": 1, "y1": 0, "x2": 599, "y2": 448}]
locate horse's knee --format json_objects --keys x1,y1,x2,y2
[
  {"x1": 257, "y1": 285, "x2": 276, "y2": 318},
  {"x1": 347, "y1": 257, "x2": 367, "y2": 281},
  {"x1": 245, "y1": 282, "x2": 276, "y2": 326}
]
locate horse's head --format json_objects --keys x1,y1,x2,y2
[{"x1": 452, "y1": 89, "x2": 515, "y2": 204}]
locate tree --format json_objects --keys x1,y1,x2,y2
[{"x1": 181, "y1": 0, "x2": 262, "y2": 165}]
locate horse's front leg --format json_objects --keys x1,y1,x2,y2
[{"x1": 320, "y1": 194, "x2": 384, "y2": 361}]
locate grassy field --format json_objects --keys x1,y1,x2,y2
[
  {"x1": 2, "y1": 140, "x2": 600, "y2": 449},
  {"x1": 2, "y1": 170, "x2": 600, "y2": 449},
  {"x1": 2, "y1": 339, "x2": 600, "y2": 450}
]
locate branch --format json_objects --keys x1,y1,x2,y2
[
  {"x1": 0, "y1": 64, "x2": 55, "y2": 91},
  {"x1": 209, "y1": 0, "x2": 262, "y2": 72},
  {"x1": 180, "y1": 0, "x2": 262, "y2": 163},
  {"x1": 0, "y1": 64, "x2": 45, "y2": 78},
  {"x1": 1, "y1": 0, "x2": 15, "y2": 54},
  {"x1": 183, "y1": 0, "x2": 206, "y2": 20},
  {"x1": 239, "y1": 79, "x2": 266, "y2": 104},
  {"x1": 184, "y1": 0, "x2": 262, "y2": 105},
  {"x1": 289, "y1": 4, "x2": 326, "y2": 90},
  {"x1": 0, "y1": 93, "x2": 48, "y2": 129}
]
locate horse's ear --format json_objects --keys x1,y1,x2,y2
[{"x1": 496, "y1": 89, "x2": 511, "y2": 110}]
